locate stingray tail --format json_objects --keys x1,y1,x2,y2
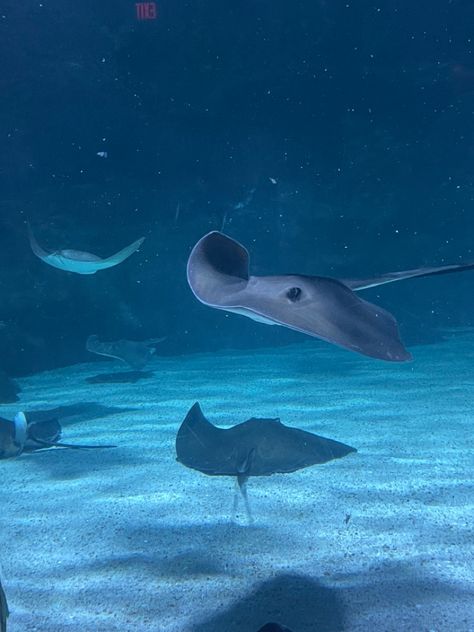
[
  {"x1": 234, "y1": 475, "x2": 254, "y2": 524},
  {"x1": 28, "y1": 436, "x2": 116, "y2": 450}
]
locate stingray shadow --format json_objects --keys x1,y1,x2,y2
[
  {"x1": 85, "y1": 371, "x2": 155, "y2": 384},
  {"x1": 20, "y1": 444, "x2": 143, "y2": 480},
  {"x1": 24, "y1": 402, "x2": 136, "y2": 427},
  {"x1": 120, "y1": 521, "x2": 271, "y2": 561},
  {"x1": 55, "y1": 549, "x2": 225, "y2": 581},
  {"x1": 189, "y1": 562, "x2": 474, "y2": 632},
  {"x1": 189, "y1": 573, "x2": 344, "y2": 632}
]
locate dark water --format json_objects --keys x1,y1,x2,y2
[{"x1": 1, "y1": 0, "x2": 474, "y2": 376}]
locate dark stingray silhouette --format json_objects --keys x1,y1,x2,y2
[
  {"x1": 176, "y1": 402, "x2": 356, "y2": 520},
  {"x1": 0, "y1": 412, "x2": 115, "y2": 459},
  {"x1": 86, "y1": 335, "x2": 165, "y2": 370},
  {"x1": 187, "y1": 231, "x2": 474, "y2": 361},
  {"x1": 257, "y1": 625, "x2": 293, "y2": 632},
  {"x1": 0, "y1": 576, "x2": 8, "y2": 632}
]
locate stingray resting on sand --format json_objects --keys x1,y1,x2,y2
[
  {"x1": 28, "y1": 224, "x2": 144, "y2": 274},
  {"x1": 0, "y1": 412, "x2": 115, "y2": 459},
  {"x1": 176, "y1": 402, "x2": 356, "y2": 521},
  {"x1": 187, "y1": 231, "x2": 474, "y2": 361},
  {"x1": 86, "y1": 335, "x2": 166, "y2": 370}
]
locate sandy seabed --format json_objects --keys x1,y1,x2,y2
[{"x1": 1, "y1": 334, "x2": 473, "y2": 632}]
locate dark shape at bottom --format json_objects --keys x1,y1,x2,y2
[
  {"x1": 0, "y1": 577, "x2": 8, "y2": 632},
  {"x1": 257, "y1": 624, "x2": 293, "y2": 632},
  {"x1": 189, "y1": 573, "x2": 345, "y2": 632}
]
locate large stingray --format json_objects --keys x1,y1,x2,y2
[
  {"x1": 176, "y1": 402, "x2": 356, "y2": 520},
  {"x1": 0, "y1": 412, "x2": 115, "y2": 459},
  {"x1": 187, "y1": 231, "x2": 474, "y2": 361},
  {"x1": 28, "y1": 224, "x2": 144, "y2": 274},
  {"x1": 86, "y1": 335, "x2": 166, "y2": 370}
]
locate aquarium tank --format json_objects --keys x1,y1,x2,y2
[{"x1": 0, "y1": 1, "x2": 473, "y2": 631}]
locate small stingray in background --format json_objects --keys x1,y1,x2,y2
[
  {"x1": 0, "y1": 575, "x2": 8, "y2": 632},
  {"x1": 86, "y1": 335, "x2": 165, "y2": 370},
  {"x1": 176, "y1": 402, "x2": 356, "y2": 521},
  {"x1": 0, "y1": 371, "x2": 20, "y2": 404},
  {"x1": 27, "y1": 224, "x2": 144, "y2": 274},
  {"x1": 0, "y1": 412, "x2": 115, "y2": 459},
  {"x1": 257, "y1": 624, "x2": 293, "y2": 632},
  {"x1": 86, "y1": 370, "x2": 155, "y2": 384},
  {"x1": 187, "y1": 231, "x2": 474, "y2": 362}
]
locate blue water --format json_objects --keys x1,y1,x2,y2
[{"x1": 2, "y1": 2, "x2": 474, "y2": 630}]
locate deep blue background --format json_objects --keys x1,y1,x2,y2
[{"x1": 1, "y1": 0, "x2": 474, "y2": 375}]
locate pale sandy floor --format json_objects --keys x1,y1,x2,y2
[{"x1": 1, "y1": 335, "x2": 474, "y2": 631}]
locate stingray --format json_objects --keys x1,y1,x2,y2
[
  {"x1": 28, "y1": 224, "x2": 144, "y2": 274},
  {"x1": 0, "y1": 412, "x2": 115, "y2": 459},
  {"x1": 0, "y1": 576, "x2": 7, "y2": 632},
  {"x1": 257, "y1": 625, "x2": 293, "y2": 632},
  {"x1": 86, "y1": 335, "x2": 165, "y2": 370},
  {"x1": 176, "y1": 402, "x2": 356, "y2": 520},
  {"x1": 187, "y1": 231, "x2": 474, "y2": 362}
]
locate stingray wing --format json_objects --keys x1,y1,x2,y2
[
  {"x1": 92, "y1": 237, "x2": 145, "y2": 270},
  {"x1": 341, "y1": 261, "x2": 474, "y2": 290},
  {"x1": 232, "y1": 418, "x2": 356, "y2": 475},
  {"x1": 27, "y1": 223, "x2": 52, "y2": 259},
  {"x1": 238, "y1": 274, "x2": 410, "y2": 361},
  {"x1": 176, "y1": 403, "x2": 243, "y2": 475}
]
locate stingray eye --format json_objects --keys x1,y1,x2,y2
[{"x1": 286, "y1": 287, "x2": 302, "y2": 302}]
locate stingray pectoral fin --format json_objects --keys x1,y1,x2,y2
[
  {"x1": 187, "y1": 231, "x2": 250, "y2": 305},
  {"x1": 27, "y1": 223, "x2": 52, "y2": 259},
  {"x1": 93, "y1": 237, "x2": 145, "y2": 270},
  {"x1": 342, "y1": 261, "x2": 474, "y2": 290},
  {"x1": 235, "y1": 275, "x2": 411, "y2": 362}
]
